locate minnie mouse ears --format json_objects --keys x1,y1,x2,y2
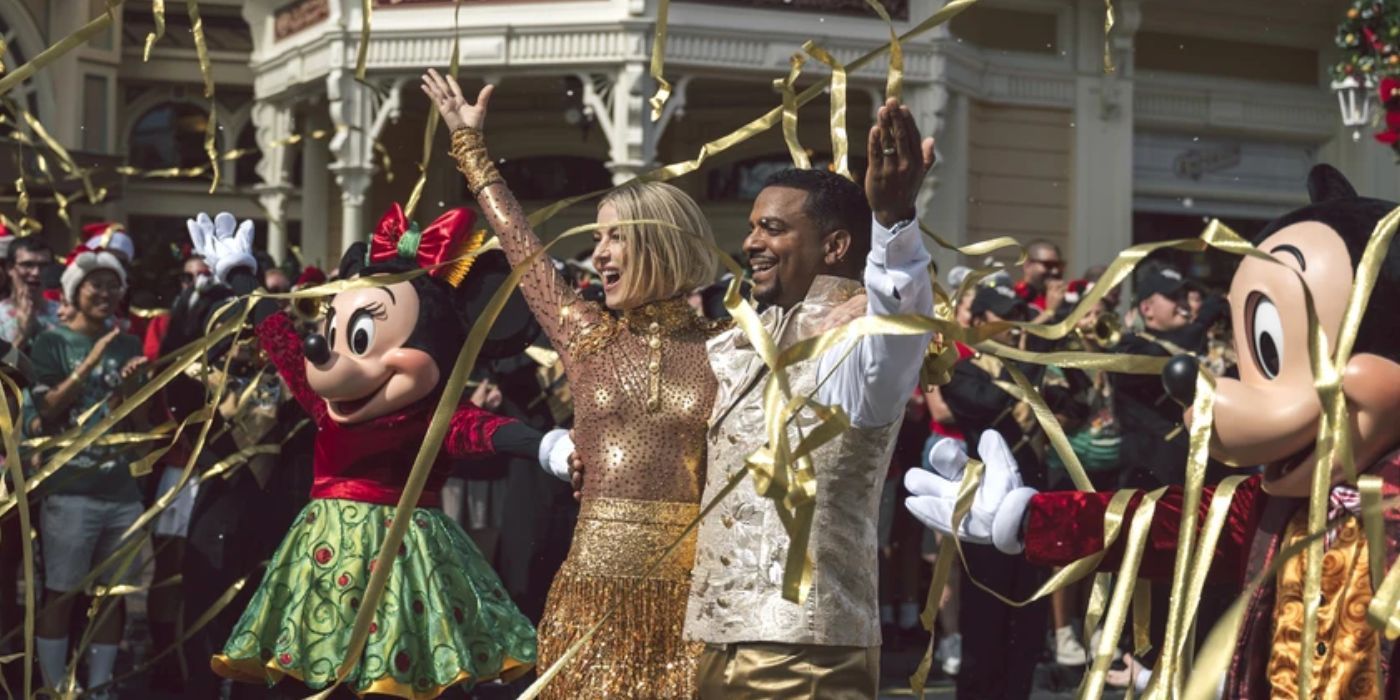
[
  {"x1": 455, "y1": 249, "x2": 541, "y2": 359},
  {"x1": 1307, "y1": 164, "x2": 1359, "y2": 203}
]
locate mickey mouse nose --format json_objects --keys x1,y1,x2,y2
[
  {"x1": 303, "y1": 333, "x2": 331, "y2": 366},
  {"x1": 1162, "y1": 355, "x2": 1199, "y2": 407}
]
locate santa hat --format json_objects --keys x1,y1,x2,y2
[
  {"x1": 61, "y1": 248, "x2": 126, "y2": 302},
  {"x1": 81, "y1": 221, "x2": 135, "y2": 260},
  {"x1": 295, "y1": 266, "x2": 326, "y2": 287},
  {"x1": 0, "y1": 224, "x2": 13, "y2": 261}
]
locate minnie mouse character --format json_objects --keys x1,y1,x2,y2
[
  {"x1": 193, "y1": 207, "x2": 565, "y2": 698},
  {"x1": 907, "y1": 165, "x2": 1400, "y2": 697}
]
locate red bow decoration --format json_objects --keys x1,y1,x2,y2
[
  {"x1": 369, "y1": 203, "x2": 486, "y2": 287},
  {"x1": 1376, "y1": 77, "x2": 1400, "y2": 147}
]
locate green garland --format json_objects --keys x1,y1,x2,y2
[{"x1": 1332, "y1": 0, "x2": 1400, "y2": 82}]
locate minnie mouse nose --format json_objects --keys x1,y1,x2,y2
[
  {"x1": 303, "y1": 333, "x2": 331, "y2": 366},
  {"x1": 1162, "y1": 354, "x2": 1199, "y2": 407}
]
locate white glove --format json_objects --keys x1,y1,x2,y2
[
  {"x1": 537, "y1": 428, "x2": 574, "y2": 483},
  {"x1": 903, "y1": 430, "x2": 1037, "y2": 555},
  {"x1": 188, "y1": 211, "x2": 256, "y2": 284}
]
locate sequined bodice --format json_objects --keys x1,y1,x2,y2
[{"x1": 474, "y1": 181, "x2": 721, "y2": 503}]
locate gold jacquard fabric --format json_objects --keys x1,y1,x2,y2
[
  {"x1": 1267, "y1": 512, "x2": 1381, "y2": 699},
  {"x1": 537, "y1": 498, "x2": 704, "y2": 699},
  {"x1": 459, "y1": 140, "x2": 723, "y2": 697}
]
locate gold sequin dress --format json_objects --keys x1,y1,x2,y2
[{"x1": 452, "y1": 128, "x2": 721, "y2": 698}]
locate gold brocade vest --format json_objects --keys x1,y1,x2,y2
[{"x1": 684, "y1": 276, "x2": 902, "y2": 647}]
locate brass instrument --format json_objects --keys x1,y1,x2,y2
[
  {"x1": 289, "y1": 291, "x2": 328, "y2": 324},
  {"x1": 1090, "y1": 310, "x2": 1122, "y2": 348}
]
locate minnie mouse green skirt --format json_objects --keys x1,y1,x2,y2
[{"x1": 213, "y1": 498, "x2": 536, "y2": 699}]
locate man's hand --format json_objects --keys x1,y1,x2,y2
[
  {"x1": 816, "y1": 293, "x2": 867, "y2": 334},
  {"x1": 569, "y1": 450, "x2": 584, "y2": 502},
  {"x1": 865, "y1": 98, "x2": 936, "y2": 229},
  {"x1": 421, "y1": 69, "x2": 493, "y2": 133},
  {"x1": 12, "y1": 283, "x2": 34, "y2": 336}
]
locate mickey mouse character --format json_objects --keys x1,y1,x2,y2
[
  {"x1": 906, "y1": 165, "x2": 1400, "y2": 698},
  {"x1": 191, "y1": 207, "x2": 566, "y2": 698}
]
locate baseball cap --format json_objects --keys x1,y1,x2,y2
[
  {"x1": 971, "y1": 283, "x2": 1027, "y2": 319},
  {"x1": 1135, "y1": 264, "x2": 1186, "y2": 303}
]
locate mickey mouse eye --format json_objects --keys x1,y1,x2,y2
[
  {"x1": 1248, "y1": 293, "x2": 1283, "y2": 380},
  {"x1": 348, "y1": 309, "x2": 376, "y2": 356}
]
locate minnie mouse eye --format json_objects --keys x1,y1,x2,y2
[
  {"x1": 1248, "y1": 293, "x2": 1283, "y2": 380},
  {"x1": 348, "y1": 309, "x2": 376, "y2": 356}
]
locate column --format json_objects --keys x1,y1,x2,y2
[
  {"x1": 327, "y1": 70, "x2": 378, "y2": 253},
  {"x1": 300, "y1": 105, "x2": 333, "y2": 269},
  {"x1": 251, "y1": 100, "x2": 295, "y2": 264},
  {"x1": 580, "y1": 59, "x2": 667, "y2": 185},
  {"x1": 1068, "y1": 0, "x2": 1140, "y2": 274},
  {"x1": 327, "y1": 71, "x2": 401, "y2": 253},
  {"x1": 908, "y1": 80, "x2": 965, "y2": 277}
]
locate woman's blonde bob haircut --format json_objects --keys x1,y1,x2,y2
[{"x1": 599, "y1": 181, "x2": 718, "y2": 305}]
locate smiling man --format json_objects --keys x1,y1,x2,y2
[
  {"x1": 683, "y1": 99, "x2": 936, "y2": 699},
  {"x1": 29, "y1": 248, "x2": 147, "y2": 699}
]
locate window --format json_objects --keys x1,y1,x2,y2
[
  {"x1": 83, "y1": 75, "x2": 109, "y2": 152},
  {"x1": 706, "y1": 154, "x2": 867, "y2": 201},
  {"x1": 468, "y1": 156, "x2": 613, "y2": 201},
  {"x1": 128, "y1": 102, "x2": 219, "y2": 171},
  {"x1": 234, "y1": 122, "x2": 261, "y2": 186}
]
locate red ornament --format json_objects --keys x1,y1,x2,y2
[
  {"x1": 278, "y1": 653, "x2": 293, "y2": 666},
  {"x1": 314, "y1": 547, "x2": 334, "y2": 565},
  {"x1": 394, "y1": 651, "x2": 411, "y2": 673},
  {"x1": 337, "y1": 573, "x2": 350, "y2": 587}
]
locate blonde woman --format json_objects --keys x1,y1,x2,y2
[{"x1": 423, "y1": 69, "x2": 721, "y2": 698}]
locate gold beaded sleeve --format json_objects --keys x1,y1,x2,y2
[{"x1": 450, "y1": 126, "x2": 606, "y2": 369}]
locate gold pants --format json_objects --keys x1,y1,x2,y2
[{"x1": 697, "y1": 642, "x2": 879, "y2": 700}]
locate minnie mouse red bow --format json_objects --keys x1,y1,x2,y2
[{"x1": 370, "y1": 203, "x2": 485, "y2": 286}]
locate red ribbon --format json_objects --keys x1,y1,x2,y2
[{"x1": 369, "y1": 203, "x2": 478, "y2": 280}]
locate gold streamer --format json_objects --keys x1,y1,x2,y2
[
  {"x1": 90, "y1": 564, "x2": 263, "y2": 696},
  {"x1": 1080, "y1": 489, "x2": 1164, "y2": 700},
  {"x1": 647, "y1": 0, "x2": 672, "y2": 121},
  {"x1": 800, "y1": 42, "x2": 848, "y2": 179},
  {"x1": 404, "y1": 0, "x2": 462, "y2": 219},
  {"x1": 0, "y1": 309, "x2": 246, "y2": 516},
  {"x1": 122, "y1": 306, "x2": 250, "y2": 539},
  {"x1": 1103, "y1": 0, "x2": 1116, "y2": 74},
  {"x1": 306, "y1": 219, "x2": 670, "y2": 699},
  {"x1": 775, "y1": 52, "x2": 811, "y2": 170},
  {"x1": 0, "y1": 1, "x2": 125, "y2": 98},
  {"x1": 862, "y1": 0, "x2": 903, "y2": 101},
  {"x1": 186, "y1": 0, "x2": 220, "y2": 192},
  {"x1": 1143, "y1": 370, "x2": 1217, "y2": 697},
  {"x1": 355, "y1": 0, "x2": 373, "y2": 85},
  {"x1": 0, "y1": 374, "x2": 35, "y2": 699},
  {"x1": 143, "y1": 0, "x2": 167, "y2": 61}
]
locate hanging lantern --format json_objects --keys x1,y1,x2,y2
[{"x1": 1332, "y1": 75, "x2": 1374, "y2": 141}]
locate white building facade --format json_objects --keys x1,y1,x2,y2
[{"x1": 4, "y1": 0, "x2": 1392, "y2": 288}]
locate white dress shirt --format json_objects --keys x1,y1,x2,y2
[{"x1": 814, "y1": 215, "x2": 934, "y2": 428}]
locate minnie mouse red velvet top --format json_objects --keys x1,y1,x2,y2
[{"x1": 257, "y1": 310, "x2": 512, "y2": 508}]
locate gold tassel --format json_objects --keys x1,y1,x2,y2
[{"x1": 441, "y1": 229, "x2": 487, "y2": 287}]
